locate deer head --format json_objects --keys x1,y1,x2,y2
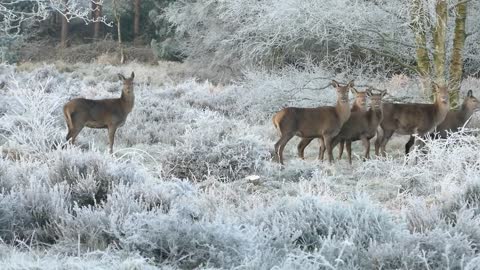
[
  {"x1": 118, "y1": 72, "x2": 135, "y2": 96},
  {"x1": 464, "y1": 90, "x2": 480, "y2": 112},
  {"x1": 332, "y1": 80, "x2": 354, "y2": 103},
  {"x1": 433, "y1": 82, "x2": 449, "y2": 105},
  {"x1": 351, "y1": 87, "x2": 367, "y2": 108},
  {"x1": 367, "y1": 89, "x2": 387, "y2": 110}
]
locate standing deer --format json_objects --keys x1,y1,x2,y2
[
  {"x1": 297, "y1": 87, "x2": 368, "y2": 161},
  {"x1": 337, "y1": 88, "x2": 368, "y2": 160},
  {"x1": 405, "y1": 90, "x2": 479, "y2": 153},
  {"x1": 63, "y1": 72, "x2": 135, "y2": 154},
  {"x1": 272, "y1": 80, "x2": 354, "y2": 164},
  {"x1": 374, "y1": 83, "x2": 449, "y2": 157},
  {"x1": 331, "y1": 89, "x2": 387, "y2": 164}
]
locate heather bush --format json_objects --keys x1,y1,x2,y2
[{"x1": 1, "y1": 64, "x2": 480, "y2": 268}]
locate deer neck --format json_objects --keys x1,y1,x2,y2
[
  {"x1": 351, "y1": 102, "x2": 366, "y2": 112},
  {"x1": 368, "y1": 106, "x2": 383, "y2": 125},
  {"x1": 120, "y1": 90, "x2": 135, "y2": 113},
  {"x1": 458, "y1": 104, "x2": 474, "y2": 124},
  {"x1": 433, "y1": 98, "x2": 449, "y2": 124},
  {"x1": 336, "y1": 100, "x2": 351, "y2": 124}
]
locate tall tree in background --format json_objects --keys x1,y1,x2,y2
[
  {"x1": 448, "y1": 0, "x2": 467, "y2": 108},
  {"x1": 133, "y1": 0, "x2": 141, "y2": 42},
  {"x1": 432, "y1": 0, "x2": 447, "y2": 88},
  {"x1": 113, "y1": 0, "x2": 125, "y2": 63},
  {"x1": 410, "y1": 0, "x2": 431, "y2": 95},
  {"x1": 60, "y1": 0, "x2": 69, "y2": 47},
  {"x1": 92, "y1": 1, "x2": 103, "y2": 40},
  {"x1": 163, "y1": 0, "x2": 479, "y2": 105}
]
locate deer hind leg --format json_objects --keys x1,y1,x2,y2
[
  {"x1": 361, "y1": 136, "x2": 370, "y2": 160},
  {"x1": 108, "y1": 125, "x2": 118, "y2": 154},
  {"x1": 405, "y1": 135, "x2": 415, "y2": 155},
  {"x1": 297, "y1": 138, "x2": 313, "y2": 160},
  {"x1": 66, "y1": 124, "x2": 85, "y2": 145},
  {"x1": 274, "y1": 133, "x2": 294, "y2": 165},
  {"x1": 346, "y1": 140, "x2": 352, "y2": 164},
  {"x1": 338, "y1": 140, "x2": 345, "y2": 160}
]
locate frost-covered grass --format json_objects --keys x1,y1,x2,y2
[{"x1": 1, "y1": 63, "x2": 480, "y2": 269}]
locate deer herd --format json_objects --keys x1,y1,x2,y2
[
  {"x1": 60, "y1": 73, "x2": 479, "y2": 164},
  {"x1": 272, "y1": 80, "x2": 480, "y2": 165}
]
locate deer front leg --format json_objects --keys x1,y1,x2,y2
[
  {"x1": 323, "y1": 135, "x2": 334, "y2": 163},
  {"x1": 346, "y1": 140, "x2": 352, "y2": 164},
  {"x1": 361, "y1": 136, "x2": 370, "y2": 160},
  {"x1": 108, "y1": 125, "x2": 118, "y2": 154},
  {"x1": 318, "y1": 137, "x2": 326, "y2": 161},
  {"x1": 338, "y1": 140, "x2": 345, "y2": 160}
]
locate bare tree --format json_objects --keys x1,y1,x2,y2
[
  {"x1": 60, "y1": 0, "x2": 69, "y2": 47},
  {"x1": 133, "y1": 0, "x2": 141, "y2": 42},
  {"x1": 0, "y1": 1, "x2": 110, "y2": 37},
  {"x1": 92, "y1": 0, "x2": 103, "y2": 40},
  {"x1": 112, "y1": 0, "x2": 125, "y2": 63}
]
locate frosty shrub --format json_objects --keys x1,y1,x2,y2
[{"x1": 1, "y1": 64, "x2": 480, "y2": 268}]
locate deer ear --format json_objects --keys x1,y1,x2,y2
[
  {"x1": 350, "y1": 87, "x2": 358, "y2": 94},
  {"x1": 331, "y1": 80, "x2": 340, "y2": 88},
  {"x1": 432, "y1": 81, "x2": 440, "y2": 91},
  {"x1": 347, "y1": 80, "x2": 355, "y2": 88},
  {"x1": 130, "y1": 71, "x2": 135, "y2": 79},
  {"x1": 366, "y1": 88, "x2": 373, "y2": 96},
  {"x1": 118, "y1": 73, "x2": 126, "y2": 81},
  {"x1": 381, "y1": 90, "x2": 387, "y2": 97},
  {"x1": 467, "y1": 90, "x2": 473, "y2": 97}
]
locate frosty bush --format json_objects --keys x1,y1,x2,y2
[{"x1": 1, "y1": 64, "x2": 480, "y2": 268}]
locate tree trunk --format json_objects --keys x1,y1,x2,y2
[
  {"x1": 134, "y1": 0, "x2": 141, "y2": 42},
  {"x1": 60, "y1": 0, "x2": 69, "y2": 48},
  {"x1": 432, "y1": 0, "x2": 448, "y2": 90},
  {"x1": 410, "y1": 0, "x2": 431, "y2": 96},
  {"x1": 448, "y1": 0, "x2": 467, "y2": 108},
  {"x1": 92, "y1": 1, "x2": 103, "y2": 40},
  {"x1": 113, "y1": 0, "x2": 125, "y2": 63}
]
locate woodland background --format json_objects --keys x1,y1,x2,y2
[{"x1": 1, "y1": 0, "x2": 480, "y2": 269}]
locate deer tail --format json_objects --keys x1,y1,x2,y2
[
  {"x1": 63, "y1": 104, "x2": 74, "y2": 132},
  {"x1": 272, "y1": 109, "x2": 287, "y2": 134}
]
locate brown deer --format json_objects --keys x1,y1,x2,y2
[
  {"x1": 297, "y1": 87, "x2": 368, "y2": 160},
  {"x1": 272, "y1": 80, "x2": 354, "y2": 164},
  {"x1": 337, "y1": 88, "x2": 368, "y2": 160},
  {"x1": 405, "y1": 89, "x2": 479, "y2": 153},
  {"x1": 331, "y1": 89, "x2": 387, "y2": 164},
  {"x1": 374, "y1": 83, "x2": 449, "y2": 156},
  {"x1": 63, "y1": 72, "x2": 135, "y2": 154}
]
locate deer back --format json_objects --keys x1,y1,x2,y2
[{"x1": 273, "y1": 80, "x2": 353, "y2": 137}]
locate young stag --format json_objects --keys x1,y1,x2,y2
[
  {"x1": 405, "y1": 90, "x2": 480, "y2": 153},
  {"x1": 297, "y1": 87, "x2": 368, "y2": 161},
  {"x1": 331, "y1": 89, "x2": 387, "y2": 164},
  {"x1": 374, "y1": 83, "x2": 449, "y2": 156},
  {"x1": 63, "y1": 72, "x2": 135, "y2": 154},
  {"x1": 272, "y1": 80, "x2": 353, "y2": 164}
]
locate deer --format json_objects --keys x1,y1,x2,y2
[
  {"x1": 404, "y1": 89, "x2": 480, "y2": 154},
  {"x1": 63, "y1": 72, "x2": 135, "y2": 154},
  {"x1": 336, "y1": 88, "x2": 368, "y2": 160},
  {"x1": 272, "y1": 80, "x2": 354, "y2": 164},
  {"x1": 297, "y1": 87, "x2": 368, "y2": 161},
  {"x1": 331, "y1": 89, "x2": 387, "y2": 164},
  {"x1": 374, "y1": 82, "x2": 449, "y2": 157}
]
